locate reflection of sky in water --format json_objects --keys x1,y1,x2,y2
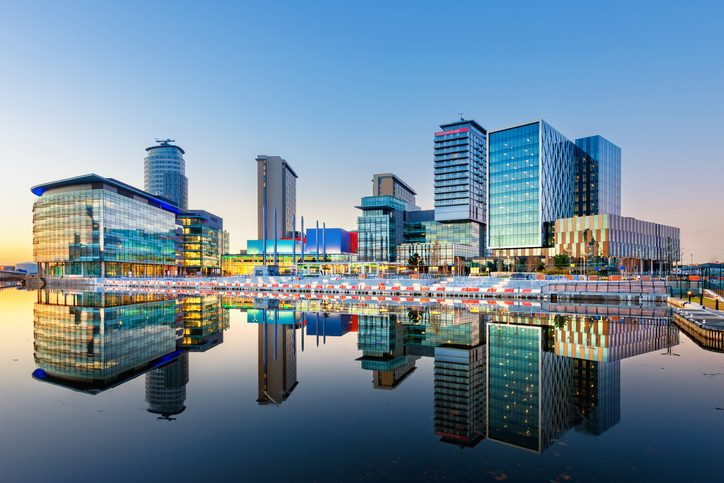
[{"x1": 0, "y1": 288, "x2": 722, "y2": 482}]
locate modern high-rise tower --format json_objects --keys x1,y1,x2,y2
[
  {"x1": 256, "y1": 155, "x2": 298, "y2": 240},
  {"x1": 144, "y1": 139, "x2": 188, "y2": 210},
  {"x1": 487, "y1": 120, "x2": 621, "y2": 251},
  {"x1": 433, "y1": 119, "x2": 487, "y2": 223}
]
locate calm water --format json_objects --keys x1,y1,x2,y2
[{"x1": 1, "y1": 288, "x2": 723, "y2": 482}]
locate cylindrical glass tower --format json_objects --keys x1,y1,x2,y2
[{"x1": 144, "y1": 139, "x2": 188, "y2": 210}]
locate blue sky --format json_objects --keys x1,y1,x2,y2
[{"x1": 1, "y1": 0, "x2": 722, "y2": 264}]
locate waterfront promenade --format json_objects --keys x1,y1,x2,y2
[{"x1": 28, "y1": 274, "x2": 672, "y2": 304}]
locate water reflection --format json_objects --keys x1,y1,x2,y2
[
  {"x1": 31, "y1": 289, "x2": 679, "y2": 454},
  {"x1": 248, "y1": 300, "x2": 299, "y2": 405},
  {"x1": 31, "y1": 289, "x2": 228, "y2": 421},
  {"x1": 146, "y1": 353, "x2": 189, "y2": 420}
]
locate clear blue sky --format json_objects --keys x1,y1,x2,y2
[{"x1": 1, "y1": 0, "x2": 722, "y2": 264}]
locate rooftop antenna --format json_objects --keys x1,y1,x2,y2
[
  {"x1": 458, "y1": 113, "x2": 464, "y2": 121},
  {"x1": 155, "y1": 138, "x2": 175, "y2": 145}
]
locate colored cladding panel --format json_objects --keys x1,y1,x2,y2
[
  {"x1": 350, "y1": 232, "x2": 358, "y2": 254},
  {"x1": 350, "y1": 315, "x2": 358, "y2": 332},
  {"x1": 304, "y1": 228, "x2": 351, "y2": 254},
  {"x1": 553, "y1": 214, "x2": 680, "y2": 261},
  {"x1": 247, "y1": 309, "x2": 299, "y2": 325},
  {"x1": 304, "y1": 313, "x2": 352, "y2": 337},
  {"x1": 247, "y1": 239, "x2": 302, "y2": 255}
]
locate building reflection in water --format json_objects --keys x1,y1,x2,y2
[
  {"x1": 485, "y1": 309, "x2": 678, "y2": 453},
  {"x1": 32, "y1": 289, "x2": 181, "y2": 393},
  {"x1": 357, "y1": 314, "x2": 419, "y2": 390},
  {"x1": 237, "y1": 297, "x2": 677, "y2": 453},
  {"x1": 347, "y1": 301, "x2": 676, "y2": 453},
  {"x1": 434, "y1": 345, "x2": 486, "y2": 447},
  {"x1": 248, "y1": 304, "x2": 299, "y2": 405},
  {"x1": 32, "y1": 289, "x2": 228, "y2": 421},
  {"x1": 146, "y1": 353, "x2": 189, "y2": 420},
  {"x1": 178, "y1": 295, "x2": 230, "y2": 351},
  {"x1": 33, "y1": 289, "x2": 679, "y2": 445},
  {"x1": 144, "y1": 294, "x2": 229, "y2": 420}
]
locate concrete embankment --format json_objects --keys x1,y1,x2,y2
[{"x1": 669, "y1": 297, "x2": 724, "y2": 352}]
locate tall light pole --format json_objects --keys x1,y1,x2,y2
[
  {"x1": 292, "y1": 213, "x2": 296, "y2": 270},
  {"x1": 263, "y1": 206, "x2": 267, "y2": 266}
]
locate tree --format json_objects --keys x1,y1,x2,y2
[
  {"x1": 407, "y1": 310, "x2": 421, "y2": 323},
  {"x1": 526, "y1": 256, "x2": 541, "y2": 272},
  {"x1": 553, "y1": 254, "x2": 570, "y2": 270},
  {"x1": 323, "y1": 255, "x2": 331, "y2": 262},
  {"x1": 429, "y1": 241, "x2": 441, "y2": 268},
  {"x1": 407, "y1": 252, "x2": 421, "y2": 270}
]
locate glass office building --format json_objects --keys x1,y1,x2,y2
[
  {"x1": 434, "y1": 119, "x2": 487, "y2": 223},
  {"x1": 144, "y1": 140, "x2": 188, "y2": 210},
  {"x1": 32, "y1": 174, "x2": 184, "y2": 278},
  {"x1": 357, "y1": 195, "x2": 417, "y2": 261},
  {"x1": 399, "y1": 214, "x2": 483, "y2": 267},
  {"x1": 488, "y1": 121, "x2": 622, "y2": 253},
  {"x1": 574, "y1": 136, "x2": 621, "y2": 216},
  {"x1": 178, "y1": 210, "x2": 224, "y2": 276}
]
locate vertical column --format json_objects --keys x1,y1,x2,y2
[
  {"x1": 263, "y1": 206, "x2": 267, "y2": 266},
  {"x1": 274, "y1": 209, "x2": 278, "y2": 267}
]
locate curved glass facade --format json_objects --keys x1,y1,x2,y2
[
  {"x1": 144, "y1": 144, "x2": 188, "y2": 210},
  {"x1": 33, "y1": 181, "x2": 179, "y2": 277}
]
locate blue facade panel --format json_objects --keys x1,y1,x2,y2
[
  {"x1": 304, "y1": 228, "x2": 351, "y2": 254},
  {"x1": 303, "y1": 313, "x2": 352, "y2": 337}
]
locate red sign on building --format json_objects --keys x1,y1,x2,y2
[{"x1": 435, "y1": 127, "x2": 469, "y2": 137}]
